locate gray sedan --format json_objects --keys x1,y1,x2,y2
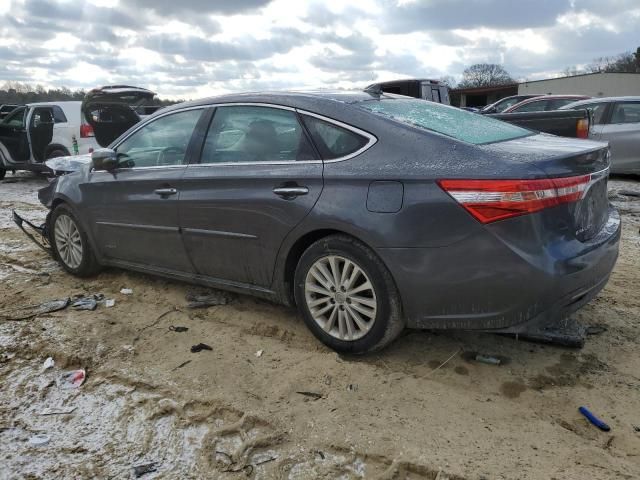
[
  {"x1": 30, "y1": 91, "x2": 620, "y2": 353},
  {"x1": 561, "y1": 96, "x2": 640, "y2": 174}
]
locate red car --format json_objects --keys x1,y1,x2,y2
[{"x1": 503, "y1": 95, "x2": 591, "y2": 113}]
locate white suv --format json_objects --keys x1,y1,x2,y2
[{"x1": 0, "y1": 86, "x2": 155, "y2": 179}]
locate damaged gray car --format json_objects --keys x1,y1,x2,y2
[{"x1": 14, "y1": 91, "x2": 621, "y2": 353}]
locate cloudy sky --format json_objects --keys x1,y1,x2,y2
[{"x1": 0, "y1": 0, "x2": 638, "y2": 99}]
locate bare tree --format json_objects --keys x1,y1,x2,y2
[
  {"x1": 457, "y1": 64, "x2": 514, "y2": 88},
  {"x1": 438, "y1": 75, "x2": 457, "y2": 88}
]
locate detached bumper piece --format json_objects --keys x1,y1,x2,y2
[
  {"x1": 509, "y1": 317, "x2": 586, "y2": 348},
  {"x1": 12, "y1": 210, "x2": 52, "y2": 254}
]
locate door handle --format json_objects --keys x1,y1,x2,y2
[
  {"x1": 154, "y1": 188, "x2": 178, "y2": 197},
  {"x1": 273, "y1": 186, "x2": 309, "y2": 199}
]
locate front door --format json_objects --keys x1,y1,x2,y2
[
  {"x1": 28, "y1": 107, "x2": 54, "y2": 162},
  {"x1": 0, "y1": 107, "x2": 29, "y2": 163},
  {"x1": 83, "y1": 108, "x2": 205, "y2": 272},
  {"x1": 179, "y1": 105, "x2": 323, "y2": 288}
]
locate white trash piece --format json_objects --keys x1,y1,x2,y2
[
  {"x1": 29, "y1": 434, "x2": 50, "y2": 446},
  {"x1": 105, "y1": 299, "x2": 115, "y2": 308},
  {"x1": 255, "y1": 350, "x2": 264, "y2": 358},
  {"x1": 43, "y1": 357, "x2": 54, "y2": 370},
  {"x1": 120, "y1": 288, "x2": 133, "y2": 295}
]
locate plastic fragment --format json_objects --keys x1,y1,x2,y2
[
  {"x1": 43, "y1": 357, "x2": 54, "y2": 370},
  {"x1": 168, "y1": 325, "x2": 188, "y2": 333},
  {"x1": 132, "y1": 462, "x2": 158, "y2": 478},
  {"x1": 40, "y1": 407, "x2": 75, "y2": 416},
  {"x1": 255, "y1": 349, "x2": 264, "y2": 357},
  {"x1": 190, "y1": 343, "x2": 212, "y2": 353},
  {"x1": 579, "y1": 406, "x2": 610, "y2": 431},
  {"x1": 120, "y1": 288, "x2": 133, "y2": 295},
  {"x1": 185, "y1": 290, "x2": 232, "y2": 308},
  {"x1": 71, "y1": 297, "x2": 97, "y2": 311},
  {"x1": 475, "y1": 354, "x2": 501, "y2": 365},
  {"x1": 105, "y1": 299, "x2": 115, "y2": 308},
  {"x1": 59, "y1": 369, "x2": 86, "y2": 389},
  {"x1": 29, "y1": 434, "x2": 50, "y2": 446}
]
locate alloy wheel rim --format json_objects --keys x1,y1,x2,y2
[
  {"x1": 54, "y1": 214, "x2": 83, "y2": 269},
  {"x1": 304, "y1": 255, "x2": 377, "y2": 341}
]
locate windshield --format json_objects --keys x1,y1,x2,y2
[{"x1": 358, "y1": 99, "x2": 531, "y2": 145}]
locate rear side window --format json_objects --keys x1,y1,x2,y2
[
  {"x1": 301, "y1": 115, "x2": 369, "y2": 160},
  {"x1": 201, "y1": 106, "x2": 315, "y2": 163},
  {"x1": 52, "y1": 106, "x2": 67, "y2": 123},
  {"x1": 548, "y1": 99, "x2": 578, "y2": 110},
  {"x1": 610, "y1": 102, "x2": 640, "y2": 124},
  {"x1": 511, "y1": 100, "x2": 548, "y2": 112},
  {"x1": 359, "y1": 99, "x2": 530, "y2": 145}
]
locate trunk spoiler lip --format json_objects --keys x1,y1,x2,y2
[{"x1": 12, "y1": 210, "x2": 52, "y2": 254}]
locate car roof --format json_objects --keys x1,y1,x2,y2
[
  {"x1": 561, "y1": 96, "x2": 640, "y2": 107},
  {"x1": 158, "y1": 90, "x2": 403, "y2": 114},
  {"x1": 26, "y1": 101, "x2": 82, "y2": 107}
]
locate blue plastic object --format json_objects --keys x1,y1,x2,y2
[{"x1": 579, "y1": 406, "x2": 611, "y2": 431}]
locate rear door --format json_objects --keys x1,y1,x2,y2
[
  {"x1": 179, "y1": 104, "x2": 323, "y2": 288},
  {"x1": 83, "y1": 107, "x2": 205, "y2": 272},
  {"x1": 0, "y1": 107, "x2": 29, "y2": 163},
  {"x1": 597, "y1": 101, "x2": 640, "y2": 173},
  {"x1": 28, "y1": 107, "x2": 54, "y2": 162}
]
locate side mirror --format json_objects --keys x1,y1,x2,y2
[{"x1": 91, "y1": 148, "x2": 118, "y2": 172}]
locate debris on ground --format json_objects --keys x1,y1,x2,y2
[
  {"x1": 586, "y1": 324, "x2": 608, "y2": 335},
  {"x1": 132, "y1": 462, "x2": 158, "y2": 478},
  {"x1": 579, "y1": 406, "x2": 611, "y2": 432},
  {"x1": 59, "y1": 369, "x2": 86, "y2": 389},
  {"x1": 71, "y1": 296, "x2": 98, "y2": 311},
  {"x1": 40, "y1": 407, "x2": 76, "y2": 416},
  {"x1": 190, "y1": 343, "x2": 212, "y2": 353},
  {"x1": 633, "y1": 425, "x2": 640, "y2": 432},
  {"x1": 475, "y1": 354, "x2": 502, "y2": 366},
  {"x1": 619, "y1": 190, "x2": 640, "y2": 198},
  {"x1": 255, "y1": 349, "x2": 264, "y2": 357},
  {"x1": 515, "y1": 317, "x2": 586, "y2": 348},
  {"x1": 105, "y1": 299, "x2": 115, "y2": 308},
  {"x1": 168, "y1": 325, "x2": 189, "y2": 333},
  {"x1": 0, "y1": 298, "x2": 69, "y2": 321},
  {"x1": 28, "y1": 434, "x2": 50, "y2": 446},
  {"x1": 171, "y1": 360, "x2": 192, "y2": 371},
  {"x1": 120, "y1": 288, "x2": 133, "y2": 295},
  {"x1": 347, "y1": 383, "x2": 358, "y2": 392},
  {"x1": 296, "y1": 391, "x2": 323, "y2": 400},
  {"x1": 43, "y1": 357, "x2": 54, "y2": 370},
  {"x1": 185, "y1": 290, "x2": 233, "y2": 308}
]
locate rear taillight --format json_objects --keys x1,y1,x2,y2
[
  {"x1": 438, "y1": 175, "x2": 591, "y2": 224},
  {"x1": 80, "y1": 122, "x2": 94, "y2": 138},
  {"x1": 576, "y1": 118, "x2": 589, "y2": 139}
]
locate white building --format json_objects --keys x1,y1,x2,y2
[{"x1": 518, "y1": 72, "x2": 640, "y2": 97}]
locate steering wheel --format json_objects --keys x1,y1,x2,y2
[{"x1": 157, "y1": 146, "x2": 185, "y2": 165}]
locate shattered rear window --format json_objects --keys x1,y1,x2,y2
[{"x1": 358, "y1": 98, "x2": 532, "y2": 145}]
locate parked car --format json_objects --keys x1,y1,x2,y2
[
  {"x1": 15, "y1": 91, "x2": 620, "y2": 353},
  {"x1": 503, "y1": 95, "x2": 591, "y2": 113},
  {"x1": 0, "y1": 86, "x2": 155, "y2": 180},
  {"x1": 479, "y1": 94, "x2": 542, "y2": 114},
  {"x1": 365, "y1": 79, "x2": 450, "y2": 104},
  {"x1": 560, "y1": 96, "x2": 640, "y2": 174},
  {"x1": 0, "y1": 103, "x2": 20, "y2": 120},
  {"x1": 489, "y1": 109, "x2": 591, "y2": 138}
]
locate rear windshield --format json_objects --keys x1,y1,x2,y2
[{"x1": 358, "y1": 98, "x2": 531, "y2": 145}]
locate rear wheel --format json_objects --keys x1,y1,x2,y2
[
  {"x1": 50, "y1": 204, "x2": 100, "y2": 277},
  {"x1": 294, "y1": 235, "x2": 404, "y2": 354}
]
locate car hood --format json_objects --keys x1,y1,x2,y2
[{"x1": 45, "y1": 153, "x2": 92, "y2": 174}]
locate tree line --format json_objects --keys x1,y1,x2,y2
[{"x1": 0, "y1": 81, "x2": 182, "y2": 106}]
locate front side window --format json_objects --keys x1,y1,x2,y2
[
  {"x1": 610, "y1": 102, "x2": 640, "y2": 124},
  {"x1": 301, "y1": 115, "x2": 369, "y2": 159},
  {"x1": 2, "y1": 107, "x2": 26, "y2": 128},
  {"x1": 359, "y1": 98, "x2": 531, "y2": 145},
  {"x1": 200, "y1": 106, "x2": 315, "y2": 164},
  {"x1": 115, "y1": 109, "x2": 202, "y2": 168}
]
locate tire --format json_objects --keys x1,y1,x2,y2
[
  {"x1": 0, "y1": 169, "x2": 5, "y2": 180},
  {"x1": 294, "y1": 235, "x2": 404, "y2": 354},
  {"x1": 50, "y1": 204, "x2": 101, "y2": 277},
  {"x1": 46, "y1": 149, "x2": 68, "y2": 160}
]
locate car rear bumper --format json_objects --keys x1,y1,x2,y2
[{"x1": 377, "y1": 206, "x2": 621, "y2": 330}]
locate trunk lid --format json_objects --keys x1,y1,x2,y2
[
  {"x1": 479, "y1": 133, "x2": 611, "y2": 241},
  {"x1": 81, "y1": 85, "x2": 155, "y2": 148}
]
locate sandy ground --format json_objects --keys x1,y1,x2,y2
[{"x1": 1, "y1": 171, "x2": 640, "y2": 480}]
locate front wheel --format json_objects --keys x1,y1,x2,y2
[
  {"x1": 294, "y1": 235, "x2": 404, "y2": 354},
  {"x1": 50, "y1": 204, "x2": 100, "y2": 277}
]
